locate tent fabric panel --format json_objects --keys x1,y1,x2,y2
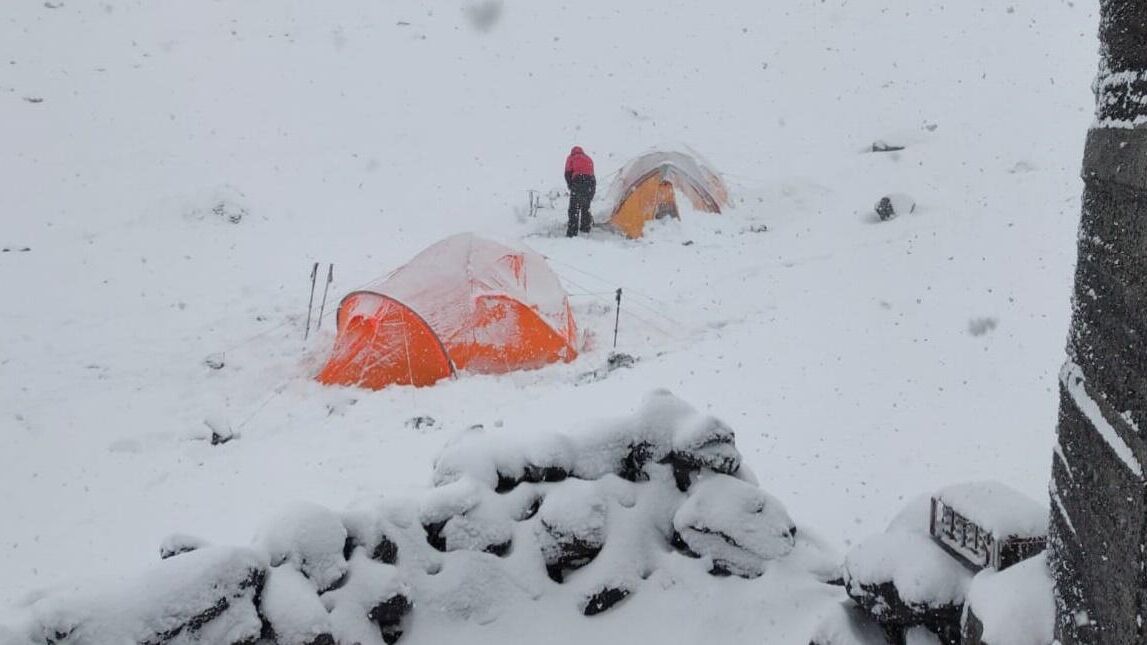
[
  {"x1": 444, "y1": 294, "x2": 578, "y2": 374},
  {"x1": 360, "y1": 234, "x2": 573, "y2": 348},
  {"x1": 662, "y1": 166, "x2": 721, "y2": 213},
  {"x1": 609, "y1": 173, "x2": 678, "y2": 239},
  {"x1": 316, "y1": 292, "x2": 453, "y2": 390}
]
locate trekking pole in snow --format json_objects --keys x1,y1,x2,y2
[
  {"x1": 304, "y1": 261, "x2": 318, "y2": 340},
  {"x1": 613, "y1": 288, "x2": 623, "y2": 349},
  {"x1": 316, "y1": 264, "x2": 334, "y2": 330}
]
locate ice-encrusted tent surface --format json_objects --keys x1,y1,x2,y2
[
  {"x1": 605, "y1": 150, "x2": 731, "y2": 238},
  {"x1": 317, "y1": 233, "x2": 578, "y2": 390}
]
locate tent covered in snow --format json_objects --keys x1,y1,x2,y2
[
  {"x1": 606, "y1": 150, "x2": 730, "y2": 239},
  {"x1": 317, "y1": 233, "x2": 578, "y2": 390}
]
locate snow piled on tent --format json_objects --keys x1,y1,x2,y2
[{"x1": 361, "y1": 233, "x2": 575, "y2": 344}]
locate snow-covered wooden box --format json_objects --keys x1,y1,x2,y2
[{"x1": 928, "y1": 482, "x2": 1047, "y2": 571}]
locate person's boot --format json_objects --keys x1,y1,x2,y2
[{"x1": 580, "y1": 214, "x2": 593, "y2": 234}]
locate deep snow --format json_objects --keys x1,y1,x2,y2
[{"x1": 1, "y1": 0, "x2": 1096, "y2": 641}]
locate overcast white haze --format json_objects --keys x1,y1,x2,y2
[{"x1": 0, "y1": 0, "x2": 1097, "y2": 642}]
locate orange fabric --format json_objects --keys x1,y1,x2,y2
[
  {"x1": 316, "y1": 234, "x2": 578, "y2": 391},
  {"x1": 445, "y1": 295, "x2": 577, "y2": 374},
  {"x1": 316, "y1": 293, "x2": 453, "y2": 389},
  {"x1": 610, "y1": 174, "x2": 680, "y2": 239}
]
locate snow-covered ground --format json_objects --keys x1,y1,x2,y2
[{"x1": 1, "y1": 0, "x2": 1096, "y2": 640}]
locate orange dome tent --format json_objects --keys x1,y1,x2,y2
[
  {"x1": 316, "y1": 234, "x2": 578, "y2": 390},
  {"x1": 606, "y1": 150, "x2": 731, "y2": 239}
]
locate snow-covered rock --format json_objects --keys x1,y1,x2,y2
[
  {"x1": 960, "y1": 553, "x2": 1054, "y2": 645},
  {"x1": 843, "y1": 496, "x2": 971, "y2": 644},
  {"x1": 870, "y1": 140, "x2": 906, "y2": 153},
  {"x1": 343, "y1": 510, "x2": 401, "y2": 565},
  {"x1": 432, "y1": 424, "x2": 576, "y2": 491},
  {"x1": 844, "y1": 530, "x2": 971, "y2": 613},
  {"x1": 667, "y1": 406, "x2": 742, "y2": 485},
  {"x1": 418, "y1": 479, "x2": 514, "y2": 555},
  {"x1": 874, "y1": 193, "x2": 916, "y2": 221},
  {"x1": 438, "y1": 512, "x2": 514, "y2": 556},
  {"x1": 673, "y1": 474, "x2": 795, "y2": 577},
  {"x1": 6, "y1": 546, "x2": 265, "y2": 645},
  {"x1": 535, "y1": 480, "x2": 609, "y2": 581},
  {"x1": 322, "y1": 553, "x2": 411, "y2": 645},
  {"x1": 582, "y1": 586, "x2": 631, "y2": 616},
  {"x1": 159, "y1": 533, "x2": 208, "y2": 560},
  {"x1": 262, "y1": 565, "x2": 335, "y2": 645},
  {"x1": 432, "y1": 389, "x2": 750, "y2": 492},
  {"x1": 257, "y1": 502, "x2": 350, "y2": 593}
]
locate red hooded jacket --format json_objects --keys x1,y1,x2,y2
[{"x1": 564, "y1": 146, "x2": 595, "y2": 183}]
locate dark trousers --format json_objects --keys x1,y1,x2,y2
[{"x1": 567, "y1": 175, "x2": 596, "y2": 237}]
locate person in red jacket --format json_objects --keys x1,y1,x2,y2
[{"x1": 564, "y1": 146, "x2": 596, "y2": 237}]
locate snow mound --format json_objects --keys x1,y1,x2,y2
[
  {"x1": 844, "y1": 531, "x2": 971, "y2": 609},
  {"x1": 4, "y1": 546, "x2": 265, "y2": 645},
  {"x1": 414, "y1": 550, "x2": 531, "y2": 624},
  {"x1": 961, "y1": 553, "x2": 1054, "y2": 645}
]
